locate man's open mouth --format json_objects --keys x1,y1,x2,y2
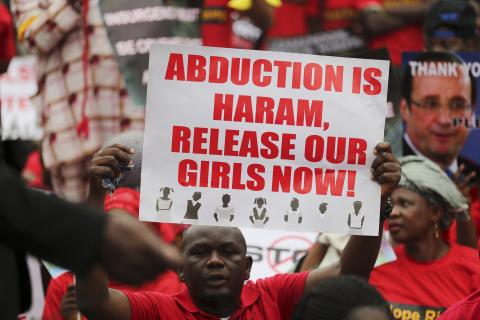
[{"x1": 204, "y1": 273, "x2": 228, "y2": 286}]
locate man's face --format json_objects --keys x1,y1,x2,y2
[
  {"x1": 401, "y1": 64, "x2": 473, "y2": 165},
  {"x1": 181, "y1": 227, "x2": 252, "y2": 308}
]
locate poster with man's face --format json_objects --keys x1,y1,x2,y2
[{"x1": 401, "y1": 52, "x2": 480, "y2": 184}]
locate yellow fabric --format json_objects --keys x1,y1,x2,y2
[
  {"x1": 17, "y1": 15, "x2": 38, "y2": 41},
  {"x1": 228, "y1": 0, "x2": 281, "y2": 11},
  {"x1": 228, "y1": 0, "x2": 252, "y2": 11},
  {"x1": 266, "y1": 0, "x2": 282, "y2": 8}
]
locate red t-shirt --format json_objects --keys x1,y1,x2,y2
[
  {"x1": 202, "y1": 0, "x2": 232, "y2": 48},
  {"x1": 268, "y1": 1, "x2": 313, "y2": 38},
  {"x1": 438, "y1": 289, "x2": 480, "y2": 320},
  {"x1": 0, "y1": 3, "x2": 15, "y2": 62},
  {"x1": 43, "y1": 272, "x2": 183, "y2": 320},
  {"x1": 320, "y1": 0, "x2": 379, "y2": 31},
  {"x1": 125, "y1": 272, "x2": 309, "y2": 320},
  {"x1": 367, "y1": 0, "x2": 424, "y2": 66},
  {"x1": 370, "y1": 244, "x2": 480, "y2": 319}
]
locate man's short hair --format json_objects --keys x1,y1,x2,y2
[{"x1": 402, "y1": 51, "x2": 477, "y2": 107}]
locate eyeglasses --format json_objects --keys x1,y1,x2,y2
[{"x1": 410, "y1": 98, "x2": 472, "y2": 115}]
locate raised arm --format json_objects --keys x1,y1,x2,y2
[
  {"x1": 77, "y1": 219, "x2": 182, "y2": 319},
  {"x1": 86, "y1": 143, "x2": 134, "y2": 209},
  {"x1": 11, "y1": 0, "x2": 81, "y2": 55},
  {"x1": 305, "y1": 142, "x2": 400, "y2": 291},
  {"x1": 0, "y1": 163, "x2": 181, "y2": 286},
  {"x1": 76, "y1": 264, "x2": 131, "y2": 320},
  {"x1": 299, "y1": 241, "x2": 329, "y2": 272},
  {"x1": 360, "y1": 2, "x2": 430, "y2": 36}
]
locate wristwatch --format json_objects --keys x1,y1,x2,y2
[{"x1": 380, "y1": 197, "x2": 393, "y2": 220}]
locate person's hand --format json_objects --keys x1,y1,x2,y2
[
  {"x1": 100, "y1": 213, "x2": 182, "y2": 285},
  {"x1": 452, "y1": 164, "x2": 476, "y2": 203},
  {"x1": 88, "y1": 144, "x2": 133, "y2": 197},
  {"x1": 370, "y1": 142, "x2": 401, "y2": 201},
  {"x1": 60, "y1": 284, "x2": 80, "y2": 320}
]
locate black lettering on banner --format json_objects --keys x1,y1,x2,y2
[
  {"x1": 389, "y1": 303, "x2": 445, "y2": 320},
  {"x1": 246, "y1": 245, "x2": 307, "y2": 264},
  {"x1": 247, "y1": 245, "x2": 263, "y2": 262}
]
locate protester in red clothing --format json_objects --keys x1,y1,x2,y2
[
  {"x1": 359, "y1": 0, "x2": 429, "y2": 66},
  {"x1": 370, "y1": 156, "x2": 480, "y2": 320},
  {"x1": 267, "y1": 0, "x2": 314, "y2": 38},
  {"x1": 317, "y1": 0, "x2": 378, "y2": 32},
  {"x1": 0, "y1": 1, "x2": 15, "y2": 74},
  {"x1": 202, "y1": 0, "x2": 275, "y2": 48},
  {"x1": 75, "y1": 142, "x2": 400, "y2": 319}
]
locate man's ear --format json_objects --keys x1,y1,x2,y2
[
  {"x1": 245, "y1": 256, "x2": 253, "y2": 281},
  {"x1": 400, "y1": 98, "x2": 410, "y2": 122}
]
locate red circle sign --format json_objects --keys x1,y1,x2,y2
[{"x1": 267, "y1": 235, "x2": 313, "y2": 274}]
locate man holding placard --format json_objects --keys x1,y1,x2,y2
[
  {"x1": 76, "y1": 142, "x2": 400, "y2": 319},
  {"x1": 76, "y1": 44, "x2": 399, "y2": 318}
]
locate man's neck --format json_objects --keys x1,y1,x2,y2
[
  {"x1": 194, "y1": 296, "x2": 240, "y2": 318},
  {"x1": 403, "y1": 133, "x2": 458, "y2": 172}
]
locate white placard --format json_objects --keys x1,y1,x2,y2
[
  {"x1": 0, "y1": 56, "x2": 42, "y2": 141},
  {"x1": 140, "y1": 44, "x2": 389, "y2": 235}
]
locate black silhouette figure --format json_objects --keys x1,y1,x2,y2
[
  {"x1": 184, "y1": 191, "x2": 202, "y2": 220},
  {"x1": 319, "y1": 203, "x2": 328, "y2": 215}
]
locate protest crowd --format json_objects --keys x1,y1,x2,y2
[{"x1": 2, "y1": 0, "x2": 480, "y2": 319}]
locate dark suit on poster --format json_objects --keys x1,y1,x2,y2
[
  {"x1": 0, "y1": 161, "x2": 107, "y2": 319},
  {"x1": 402, "y1": 136, "x2": 480, "y2": 182}
]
